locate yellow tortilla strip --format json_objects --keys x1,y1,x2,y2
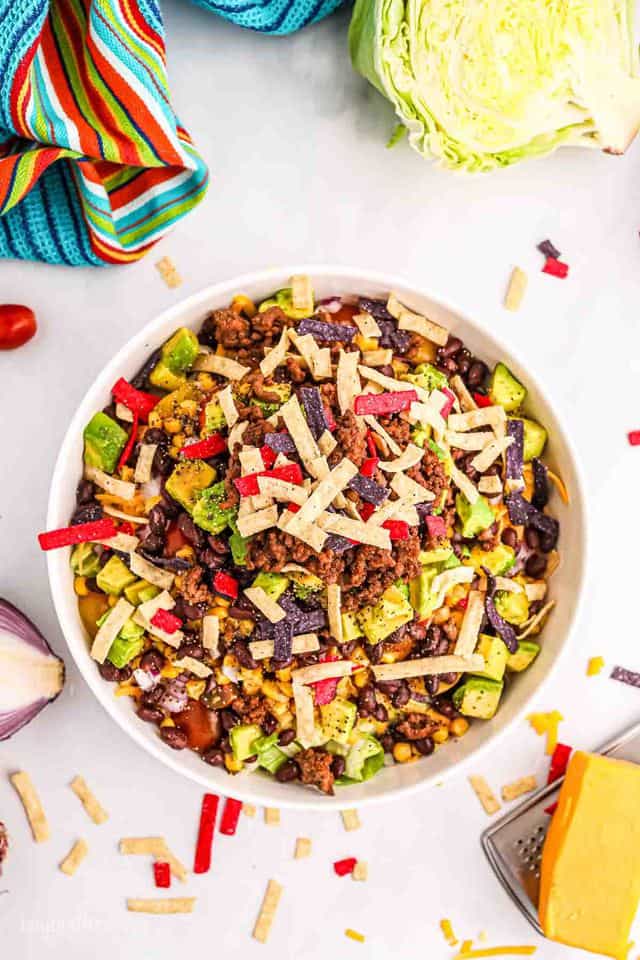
[
  {"x1": 390, "y1": 472, "x2": 435, "y2": 503},
  {"x1": 289, "y1": 330, "x2": 319, "y2": 375},
  {"x1": 115, "y1": 402, "x2": 134, "y2": 422},
  {"x1": 494, "y1": 577, "x2": 523, "y2": 593},
  {"x1": 10, "y1": 771, "x2": 49, "y2": 843},
  {"x1": 84, "y1": 465, "x2": 136, "y2": 501},
  {"x1": 430, "y1": 566, "x2": 475, "y2": 609},
  {"x1": 155, "y1": 256, "x2": 182, "y2": 289},
  {"x1": 454, "y1": 591, "x2": 485, "y2": 659},
  {"x1": 524, "y1": 582, "x2": 547, "y2": 602},
  {"x1": 60, "y1": 838, "x2": 89, "y2": 876},
  {"x1": 387, "y1": 292, "x2": 449, "y2": 346},
  {"x1": 240, "y1": 446, "x2": 264, "y2": 474},
  {"x1": 450, "y1": 462, "x2": 479, "y2": 504},
  {"x1": 337, "y1": 348, "x2": 361, "y2": 414},
  {"x1": 354, "y1": 311, "x2": 381, "y2": 338},
  {"x1": 471, "y1": 436, "x2": 514, "y2": 473},
  {"x1": 243, "y1": 803, "x2": 257, "y2": 818},
  {"x1": 70, "y1": 775, "x2": 108, "y2": 825},
  {"x1": 264, "y1": 807, "x2": 280, "y2": 826},
  {"x1": 172, "y1": 656, "x2": 212, "y2": 678},
  {"x1": 352, "y1": 860, "x2": 368, "y2": 882},
  {"x1": 201, "y1": 615, "x2": 220, "y2": 657},
  {"x1": 244, "y1": 586, "x2": 286, "y2": 624},
  {"x1": 127, "y1": 898, "x2": 196, "y2": 915},
  {"x1": 283, "y1": 513, "x2": 328, "y2": 553},
  {"x1": 378, "y1": 443, "x2": 424, "y2": 473},
  {"x1": 193, "y1": 353, "x2": 250, "y2": 380},
  {"x1": 132, "y1": 609, "x2": 183, "y2": 649},
  {"x1": 129, "y1": 552, "x2": 174, "y2": 590},
  {"x1": 91, "y1": 597, "x2": 135, "y2": 663},
  {"x1": 447, "y1": 406, "x2": 506, "y2": 433},
  {"x1": 372, "y1": 653, "x2": 483, "y2": 682},
  {"x1": 362, "y1": 348, "x2": 393, "y2": 367},
  {"x1": 101, "y1": 505, "x2": 148, "y2": 525},
  {"x1": 341, "y1": 809, "x2": 361, "y2": 831},
  {"x1": 236, "y1": 505, "x2": 279, "y2": 538},
  {"x1": 253, "y1": 879, "x2": 283, "y2": 944},
  {"x1": 217, "y1": 384, "x2": 239, "y2": 428},
  {"x1": 504, "y1": 266, "x2": 528, "y2": 312},
  {"x1": 295, "y1": 837, "x2": 312, "y2": 859},
  {"x1": 446, "y1": 431, "x2": 494, "y2": 451},
  {"x1": 293, "y1": 682, "x2": 316, "y2": 748},
  {"x1": 450, "y1": 375, "x2": 477, "y2": 413},
  {"x1": 468, "y1": 776, "x2": 501, "y2": 815},
  {"x1": 260, "y1": 326, "x2": 289, "y2": 378},
  {"x1": 291, "y1": 274, "x2": 314, "y2": 313},
  {"x1": 367, "y1": 495, "x2": 419, "y2": 528},
  {"x1": 134, "y1": 444, "x2": 157, "y2": 484},
  {"x1": 318, "y1": 429, "x2": 337, "y2": 456},
  {"x1": 327, "y1": 583, "x2": 343, "y2": 644},
  {"x1": 518, "y1": 600, "x2": 556, "y2": 640},
  {"x1": 312, "y1": 347, "x2": 332, "y2": 380},
  {"x1": 362, "y1": 415, "x2": 402, "y2": 456},
  {"x1": 249, "y1": 633, "x2": 320, "y2": 660},
  {"x1": 318, "y1": 512, "x2": 391, "y2": 549},
  {"x1": 501, "y1": 775, "x2": 537, "y2": 802},
  {"x1": 119, "y1": 837, "x2": 188, "y2": 882}
]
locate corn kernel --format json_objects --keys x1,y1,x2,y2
[
  {"x1": 172, "y1": 433, "x2": 186, "y2": 449},
  {"x1": 164, "y1": 418, "x2": 182, "y2": 434},
  {"x1": 160, "y1": 717, "x2": 175, "y2": 728},
  {"x1": 278, "y1": 681, "x2": 293, "y2": 698},
  {"x1": 355, "y1": 333, "x2": 378, "y2": 352},
  {"x1": 180, "y1": 400, "x2": 198, "y2": 417},
  {"x1": 215, "y1": 596, "x2": 230, "y2": 608},
  {"x1": 108, "y1": 595, "x2": 118, "y2": 607},
  {"x1": 231, "y1": 294, "x2": 257, "y2": 317},
  {"x1": 225, "y1": 754, "x2": 244, "y2": 773},
  {"x1": 120, "y1": 466, "x2": 134, "y2": 482},
  {"x1": 269, "y1": 700, "x2": 289, "y2": 718},
  {"x1": 354, "y1": 669, "x2": 370, "y2": 689},
  {"x1": 161, "y1": 665, "x2": 182, "y2": 679},
  {"x1": 279, "y1": 711, "x2": 294, "y2": 729},
  {"x1": 433, "y1": 727, "x2": 449, "y2": 744},
  {"x1": 74, "y1": 576, "x2": 89, "y2": 596},
  {"x1": 238, "y1": 619, "x2": 254, "y2": 637},
  {"x1": 275, "y1": 668, "x2": 292, "y2": 683},
  {"x1": 393, "y1": 742, "x2": 412, "y2": 763},
  {"x1": 144, "y1": 495, "x2": 162, "y2": 512},
  {"x1": 210, "y1": 606, "x2": 228, "y2": 620},
  {"x1": 450, "y1": 717, "x2": 469, "y2": 738},
  {"x1": 187, "y1": 680, "x2": 206, "y2": 700},
  {"x1": 148, "y1": 410, "x2": 162, "y2": 428},
  {"x1": 176, "y1": 546, "x2": 194, "y2": 560},
  {"x1": 262, "y1": 680, "x2": 289, "y2": 703}
]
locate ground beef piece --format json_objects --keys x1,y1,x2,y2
[
  {"x1": 242, "y1": 419, "x2": 271, "y2": 447},
  {"x1": 233, "y1": 694, "x2": 269, "y2": 726},
  {"x1": 331, "y1": 410, "x2": 368, "y2": 467},
  {"x1": 250, "y1": 306, "x2": 288, "y2": 344},
  {"x1": 408, "y1": 448, "x2": 449, "y2": 502},
  {"x1": 244, "y1": 370, "x2": 282, "y2": 404},
  {"x1": 395, "y1": 713, "x2": 438, "y2": 741},
  {"x1": 307, "y1": 549, "x2": 345, "y2": 584},
  {"x1": 201, "y1": 308, "x2": 251, "y2": 349},
  {"x1": 379, "y1": 415, "x2": 411, "y2": 446},
  {"x1": 286, "y1": 355, "x2": 308, "y2": 383},
  {"x1": 222, "y1": 449, "x2": 242, "y2": 509},
  {"x1": 246, "y1": 529, "x2": 315, "y2": 572},
  {"x1": 319, "y1": 381, "x2": 337, "y2": 410},
  {"x1": 181, "y1": 565, "x2": 214, "y2": 606},
  {"x1": 297, "y1": 748, "x2": 335, "y2": 795},
  {"x1": 341, "y1": 529, "x2": 421, "y2": 610}
]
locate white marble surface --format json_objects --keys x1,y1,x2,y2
[{"x1": 2, "y1": 3, "x2": 640, "y2": 958}]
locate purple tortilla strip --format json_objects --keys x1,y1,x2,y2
[
  {"x1": 611, "y1": 665, "x2": 640, "y2": 689},
  {"x1": 300, "y1": 387, "x2": 329, "y2": 440},
  {"x1": 264, "y1": 432, "x2": 297, "y2": 455},
  {"x1": 325, "y1": 534, "x2": 355, "y2": 553},
  {"x1": 273, "y1": 619, "x2": 293, "y2": 661},
  {"x1": 358, "y1": 297, "x2": 393, "y2": 321},
  {"x1": 297, "y1": 318, "x2": 356, "y2": 342},
  {"x1": 483, "y1": 568, "x2": 518, "y2": 653},
  {"x1": 348, "y1": 474, "x2": 389, "y2": 505},
  {"x1": 532, "y1": 458, "x2": 549, "y2": 510},
  {"x1": 415, "y1": 501, "x2": 433, "y2": 518},
  {"x1": 506, "y1": 420, "x2": 524, "y2": 480},
  {"x1": 505, "y1": 492, "x2": 560, "y2": 549}
]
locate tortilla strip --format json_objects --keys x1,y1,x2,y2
[
  {"x1": 84, "y1": 465, "x2": 136, "y2": 501},
  {"x1": 264, "y1": 808, "x2": 280, "y2": 826},
  {"x1": 362, "y1": 348, "x2": 393, "y2": 367},
  {"x1": 430, "y1": 566, "x2": 475, "y2": 610},
  {"x1": 279, "y1": 394, "x2": 321, "y2": 465},
  {"x1": 293, "y1": 683, "x2": 316, "y2": 748},
  {"x1": 352, "y1": 861, "x2": 368, "y2": 882},
  {"x1": 289, "y1": 331, "x2": 320, "y2": 376},
  {"x1": 227, "y1": 420, "x2": 248, "y2": 451},
  {"x1": 253, "y1": 879, "x2": 283, "y2": 944},
  {"x1": 446, "y1": 431, "x2": 495, "y2": 451},
  {"x1": 447, "y1": 406, "x2": 506, "y2": 433},
  {"x1": 173, "y1": 656, "x2": 212, "y2": 679},
  {"x1": 378, "y1": 443, "x2": 424, "y2": 473},
  {"x1": 337, "y1": 349, "x2": 361, "y2": 414},
  {"x1": 372, "y1": 654, "x2": 484, "y2": 682},
  {"x1": 70, "y1": 775, "x2": 108, "y2": 825},
  {"x1": 295, "y1": 837, "x2": 312, "y2": 859},
  {"x1": 478, "y1": 474, "x2": 503, "y2": 496},
  {"x1": 115, "y1": 401, "x2": 134, "y2": 422},
  {"x1": 501, "y1": 775, "x2": 537, "y2": 802},
  {"x1": 119, "y1": 837, "x2": 188, "y2": 882},
  {"x1": 469, "y1": 776, "x2": 501, "y2": 815},
  {"x1": 257, "y1": 474, "x2": 310, "y2": 504},
  {"x1": 94, "y1": 532, "x2": 140, "y2": 552},
  {"x1": 454, "y1": 591, "x2": 485, "y2": 659},
  {"x1": 132, "y1": 609, "x2": 183, "y2": 649},
  {"x1": 292, "y1": 661, "x2": 353, "y2": 685},
  {"x1": 296, "y1": 458, "x2": 358, "y2": 525},
  {"x1": 449, "y1": 462, "x2": 479, "y2": 504},
  {"x1": 362, "y1": 415, "x2": 402, "y2": 456},
  {"x1": 240, "y1": 446, "x2": 264, "y2": 474},
  {"x1": 317, "y1": 512, "x2": 391, "y2": 549},
  {"x1": 313, "y1": 347, "x2": 332, "y2": 380},
  {"x1": 10, "y1": 771, "x2": 49, "y2": 843},
  {"x1": 354, "y1": 311, "x2": 381, "y2": 338},
  {"x1": 260, "y1": 326, "x2": 289, "y2": 377},
  {"x1": 357, "y1": 364, "x2": 430, "y2": 404},
  {"x1": 249, "y1": 633, "x2": 320, "y2": 661},
  {"x1": 327, "y1": 583, "x2": 343, "y2": 644},
  {"x1": 471, "y1": 436, "x2": 514, "y2": 473},
  {"x1": 494, "y1": 577, "x2": 523, "y2": 593},
  {"x1": 291, "y1": 274, "x2": 313, "y2": 312},
  {"x1": 129, "y1": 552, "x2": 174, "y2": 590},
  {"x1": 100, "y1": 505, "x2": 148, "y2": 525},
  {"x1": 91, "y1": 597, "x2": 135, "y2": 663},
  {"x1": 244, "y1": 586, "x2": 286, "y2": 623},
  {"x1": 408, "y1": 401, "x2": 446, "y2": 440},
  {"x1": 367, "y1": 495, "x2": 418, "y2": 528},
  {"x1": 202, "y1": 615, "x2": 220, "y2": 657},
  {"x1": 518, "y1": 600, "x2": 556, "y2": 640},
  {"x1": 127, "y1": 898, "x2": 196, "y2": 915},
  {"x1": 341, "y1": 809, "x2": 361, "y2": 831},
  {"x1": 193, "y1": 353, "x2": 250, "y2": 380},
  {"x1": 134, "y1": 444, "x2": 157, "y2": 484},
  {"x1": 524, "y1": 582, "x2": 547, "y2": 602},
  {"x1": 450, "y1": 375, "x2": 477, "y2": 413},
  {"x1": 217, "y1": 384, "x2": 239, "y2": 428},
  {"x1": 282, "y1": 513, "x2": 328, "y2": 552},
  {"x1": 387, "y1": 293, "x2": 448, "y2": 347},
  {"x1": 390, "y1": 472, "x2": 435, "y2": 503},
  {"x1": 137, "y1": 590, "x2": 175, "y2": 623},
  {"x1": 60, "y1": 838, "x2": 89, "y2": 876},
  {"x1": 236, "y1": 505, "x2": 279, "y2": 538}
]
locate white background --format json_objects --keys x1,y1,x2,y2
[{"x1": 2, "y1": 4, "x2": 640, "y2": 958}]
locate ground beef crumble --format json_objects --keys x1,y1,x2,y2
[{"x1": 296, "y1": 748, "x2": 335, "y2": 795}]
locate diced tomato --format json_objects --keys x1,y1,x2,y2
[
  {"x1": 359, "y1": 503, "x2": 375, "y2": 521},
  {"x1": 165, "y1": 522, "x2": 189, "y2": 555},
  {"x1": 382, "y1": 519, "x2": 409, "y2": 540}
]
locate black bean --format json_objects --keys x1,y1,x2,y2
[
  {"x1": 99, "y1": 661, "x2": 121, "y2": 682},
  {"x1": 331, "y1": 755, "x2": 346, "y2": 779},
  {"x1": 145, "y1": 428, "x2": 168, "y2": 446},
  {"x1": 140, "y1": 650, "x2": 164, "y2": 673},
  {"x1": 131, "y1": 348, "x2": 161, "y2": 390},
  {"x1": 173, "y1": 597, "x2": 208, "y2": 621},
  {"x1": 202, "y1": 747, "x2": 224, "y2": 767},
  {"x1": 444, "y1": 357, "x2": 458, "y2": 374},
  {"x1": 358, "y1": 685, "x2": 376, "y2": 716},
  {"x1": 199, "y1": 548, "x2": 225, "y2": 571},
  {"x1": 538, "y1": 531, "x2": 557, "y2": 553},
  {"x1": 278, "y1": 729, "x2": 296, "y2": 747},
  {"x1": 380, "y1": 734, "x2": 394, "y2": 753},
  {"x1": 154, "y1": 447, "x2": 174, "y2": 477},
  {"x1": 431, "y1": 698, "x2": 458, "y2": 718},
  {"x1": 160, "y1": 727, "x2": 188, "y2": 750},
  {"x1": 368, "y1": 642, "x2": 383, "y2": 664},
  {"x1": 457, "y1": 355, "x2": 471, "y2": 375},
  {"x1": 233, "y1": 641, "x2": 258, "y2": 670},
  {"x1": 271, "y1": 657, "x2": 293, "y2": 671},
  {"x1": 139, "y1": 532, "x2": 163, "y2": 555},
  {"x1": 76, "y1": 479, "x2": 95, "y2": 505},
  {"x1": 525, "y1": 527, "x2": 540, "y2": 550},
  {"x1": 415, "y1": 737, "x2": 435, "y2": 756},
  {"x1": 391, "y1": 684, "x2": 410, "y2": 708},
  {"x1": 340, "y1": 640, "x2": 358, "y2": 658},
  {"x1": 178, "y1": 642, "x2": 204, "y2": 661},
  {"x1": 220, "y1": 709, "x2": 239, "y2": 732},
  {"x1": 275, "y1": 760, "x2": 299, "y2": 783},
  {"x1": 525, "y1": 553, "x2": 547, "y2": 578},
  {"x1": 408, "y1": 620, "x2": 427, "y2": 642},
  {"x1": 425, "y1": 676, "x2": 439, "y2": 696},
  {"x1": 148, "y1": 504, "x2": 168, "y2": 534},
  {"x1": 442, "y1": 335, "x2": 463, "y2": 358},
  {"x1": 501, "y1": 528, "x2": 518, "y2": 549},
  {"x1": 376, "y1": 680, "x2": 400, "y2": 695},
  {"x1": 466, "y1": 361, "x2": 487, "y2": 388},
  {"x1": 71, "y1": 503, "x2": 103, "y2": 526},
  {"x1": 208, "y1": 535, "x2": 230, "y2": 554},
  {"x1": 178, "y1": 512, "x2": 205, "y2": 547},
  {"x1": 137, "y1": 704, "x2": 164, "y2": 724},
  {"x1": 374, "y1": 703, "x2": 388, "y2": 723},
  {"x1": 262, "y1": 714, "x2": 278, "y2": 735}
]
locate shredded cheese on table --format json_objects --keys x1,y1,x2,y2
[{"x1": 527, "y1": 710, "x2": 563, "y2": 755}]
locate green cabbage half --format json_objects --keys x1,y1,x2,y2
[{"x1": 349, "y1": 0, "x2": 640, "y2": 172}]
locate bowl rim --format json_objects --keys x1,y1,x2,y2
[{"x1": 46, "y1": 264, "x2": 588, "y2": 810}]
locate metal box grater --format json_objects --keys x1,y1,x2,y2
[{"x1": 481, "y1": 719, "x2": 640, "y2": 933}]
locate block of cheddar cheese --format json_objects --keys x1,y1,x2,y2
[{"x1": 539, "y1": 750, "x2": 640, "y2": 959}]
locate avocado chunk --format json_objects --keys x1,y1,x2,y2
[
  {"x1": 96, "y1": 555, "x2": 137, "y2": 596},
  {"x1": 229, "y1": 530, "x2": 249, "y2": 566},
  {"x1": 456, "y1": 493, "x2": 494, "y2": 539},
  {"x1": 419, "y1": 546, "x2": 453, "y2": 566},
  {"x1": 320, "y1": 697, "x2": 357, "y2": 745},
  {"x1": 229, "y1": 723, "x2": 263, "y2": 762},
  {"x1": 344, "y1": 735, "x2": 385, "y2": 781},
  {"x1": 165, "y1": 460, "x2": 216, "y2": 513},
  {"x1": 83, "y1": 412, "x2": 128, "y2": 474},
  {"x1": 520, "y1": 417, "x2": 548, "y2": 461},
  {"x1": 453, "y1": 676, "x2": 503, "y2": 719},
  {"x1": 203, "y1": 397, "x2": 227, "y2": 434},
  {"x1": 289, "y1": 571, "x2": 323, "y2": 601},
  {"x1": 70, "y1": 542, "x2": 101, "y2": 578},
  {"x1": 161, "y1": 328, "x2": 199, "y2": 376},
  {"x1": 507, "y1": 640, "x2": 541, "y2": 672},
  {"x1": 402, "y1": 362, "x2": 449, "y2": 393},
  {"x1": 149, "y1": 362, "x2": 186, "y2": 392},
  {"x1": 475, "y1": 634, "x2": 509, "y2": 682},
  {"x1": 251, "y1": 572, "x2": 290, "y2": 602},
  {"x1": 252, "y1": 733, "x2": 288, "y2": 773},
  {"x1": 469, "y1": 543, "x2": 515, "y2": 576},
  {"x1": 107, "y1": 619, "x2": 145, "y2": 668},
  {"x1": 274, "y1": 287, "x2": 314, "y2": 320},
  {"x1": 411, "y1": 423, "x2": 431, "y2": 448},
  {"x1": 489, "y1": 362, "x2": 526, "y2": 412},
  {"x1": 192, "y1": 480, "x2": 236, "y2": 534},
  {"x1": 410, "y1": 566, "x2": 439, "y2": 620},
  {"x1": 358, "y1": 584, "x2": 414, "y2": 644},
  {"x1": 495, "y1": 590, "x2": 530, "y2": 625},
  {"x1": 124, "y1": 579, "x2": 160, "y2": 605},
  {"x1": 258, "y1": 297, "x2": 279, "y2": 313},
  {"x1": 341, "y1": 611, "x2": 363, "y2": 644}
]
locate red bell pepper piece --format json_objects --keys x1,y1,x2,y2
[
  {"x1": 547, "y1": 743, "x2": 572, "y2": 784},
  {"x1": 112, "y1": 377, "x2": 160, "y2": 421},
  {"x1": 38, "y1": 517, "x2": 118, "y2": 551},
  {"x1": 260, "y1": 444, "x2": 277, "y2": 469},
  {"x1": 151, "y1": 609, "x2": 183, "y2": 635},
  {"x1": 366, "y1": 430, "x2": 377, "y2": 457},
  {"x1": 153, "y1": 861, "x2": 171, "y2": 888},
  {"x1": 213, "y1": 571, "x2": 238, "y2": 600},
  {"x1": 359, "y1": 503, "x2": 375, "y2": 521},
  {"x1": 219, "y1": 798, "x2": 243, "y2": 836},
  {"x1": 234, "y1": 463, "x2": 304, "y2": 498},
  {"x1": 193, "y1": 793, "x2": 219, "y2": 873},
  {"x1": 118, "y1": 521, "x2": 136, "y2": 536},
  {"x1": 180, "y1": 433, "x2": 226, "y2": 460},
  {"x1": 542, "y1": 257, "x2": 569, "y2": 279},
  {"x1": 353, "y1": 389, "x2": 417, "y2": 416},
  {"x1": 382, "y1": 519, "x2": 409, "y2": 540},
  {"x1": 117, "y1": 412, "x2": 139, "y2": 471},
  {"x1": 286, "y1": 502, "x2": 301, "y2": 514},
  {"x1": 360, "y1": 457, "x2": 379, "y2": 478},
  {"x1": 425, "y1": 515, "x2": 447, "y2": 540},
  {"x1": 440, "y1": 387, "x2": 456, "y2": 419},
  {"x1": 333, "y1": 857, "x2": 357, "y2": 877},
  {"x1": 473, "y1": 392, "x2": 492, "y2": 408},
  {"x1": 628, "y1": 430, "x2": 640, "y2": 446},
  {"x1": 312, "y1": 652, "x2": 341, "y2": 706}
]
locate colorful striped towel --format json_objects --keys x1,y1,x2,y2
[{"x1": 0, "y1": 0, "x2": 343, "y2": 267}]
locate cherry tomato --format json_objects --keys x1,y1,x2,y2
[{"x1": 0, "y1": 305, "x2": 37, "y2": 350}]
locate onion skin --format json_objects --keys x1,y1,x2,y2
[{"x1": 0, "y1": 598, "x2": 65, "y2": 741}]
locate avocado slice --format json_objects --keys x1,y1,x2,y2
[
  {"x1": 274, "y1": 287, "x2": 314, "y2": 320},
  {"x1": 402, "y1": 362, "x2": 449, "y2": 394},
  {"x1": 229, "y1": 723, "x2": 263, "y2": 762},
  {"x1": 469, "y1": 543, "x2": 515, "y2": 576},
  {"x1": 320, "y1": 697, "x2": 357, "y2": 745},
  {"x1": 107, "y1": 619, "x2": 145, "y2": 668},
  {"x1": 453, "y1": 676, "x2": 503, "y2": 719},
  {"x1": 411, "y1": 423, "x2": 431, "y2": 448},
  {"x1": 203, "y1": 397, "x2": 227, "y2": 434},
  {"x1": 149, "y1": 362, "x2": 185, "y2": 392},
  {"x1": 70, "y1": 542, "x2": 101, "y2": 578},
  {"x1": 251, "y1": 572, "x2": 290, "y2": 602},
  {"x1": 489, "y1": 362, "x2": 526, "y2": 412},
  {"x1": 507, "y1": 640, "x2": 541, "y2": 672},
  {"x1": 344, "y1": 735, "x2": 385, "y2": 781},
  {"x1": 494, "y1": 590, "x2": 530, "y2": 625},
  {"x1": 520, "y1": 417, "x2": 548, "y2": 461},
  {"x1": 83, "y1": 412, "x2": 128, "y2": 474},
  {"x1": 165, "y1": 460, "x2": 216, "y2": 513},
  {"x1": 96, "y1": 556, "x2": 137, "y2": 596},
  {"x1": 161, "y1": 328, "x2": 199, "y2": 376},
  {"x1": 456, "y1": 493, "x2": 494, "y2": 539},
  {"x1": 410, "y1": 566, "x2": 439, "y2": 620},
  {"x1": 289, "y1": 571, "x2": 323, "y2": 601},
  {"x1": 419, "y1": 546, "x2": 454, "y2": 566},
  {"x1": 192, "y1": 480, "x2": 236, "y2": 534},
  {"x1": 475, "y1": 634, "x2": 509, "y2": 682},
  {"x1": 341, "y1": 611, "x2": 363, "y2": 644},
  {"x1": 258, "y1": 297, "x2": 279, "y2": 313},
  {"x1": 358, "y1": 584, "x2": 414, "y2": 644},
  {"x1": 252, "y1": 733, "x2": 288, "y2": 773},
  {"x1": 124, "y1": 579, "x2": 160, "y2": 605}
]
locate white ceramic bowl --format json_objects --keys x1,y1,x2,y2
[{"x1": 47, "y1": 266, "x2": 586, "y2": 810}]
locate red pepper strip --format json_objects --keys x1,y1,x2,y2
[
  {"x1": 382, "y1": 519, "x2": 409, "y2": 540},
  {"x1": 359, "y1": 502, "x2": 375, "y2": 521},
  {"x1": 334, "y1": 857, "x2": 357, "y2": 877},
  {"x1": 234, "y1": 463, "x2": 304, "y2": 498},
  {"x1": 193, "y1": 793, "x2": 219, "y2": 873},
  {"x1": 547, "y1": 743, "x2": 572, "y2": 784},
  {"x1": 353, "y1": 389, "x2": 418, "y2": 416},
  {"x1": 38, "y1": 517, "x2": 118, "y2": 551},
  {"x1": 153, "y1": 861, "x2": 171, "y2": 888},
  {"x1": 473, "y1": 392, "x2": 492, "y2": 408},
  {"x1": 180, "y1": 433, "x2": 226, "y2": 460},
  {"x1": 366, "y1": 430, "x2": 377, "y2": 457},
  {"x1": 628, "y1": 430, "x2": 640, "y2": 446},
  {"x1": 112, "y1": 377, "x2": 159, "y2": 421},
  {"x1": 213, "y1": 571, "x2": 239, "y2": 600},
  {"x1": 312, "y1": 652, "x2": 340, "y2": 706},
  {"x1": 219, "y1": 797, "x2": 243, "y2": 836},
  {"x1": 117, "y1": 411, "x2": 139, "y2": 471},
  {"x1": 360, "y1": 456, "x2": 379, "y2": 478},
  {"x1": 425, "y1": 515, "x2": 447, "y2": 540},
  {"x1": 260, "y1": 444, "x2": 277, "y2": 469},
  {"x1": 440, "y1": 387, "x2": 456, "y2": 419},
  {"x1": 151, "y1": 608, "x2": 183, "y2": 635},
  {"x1": 118, "y1": 521, "x2": 136, "y2": 536},
  {"x1": 324, "y1": 405, "x2": 336, "y2": 432},
  {"x1": 542, "y1": 257, "x2": 569, "y2": 279}
]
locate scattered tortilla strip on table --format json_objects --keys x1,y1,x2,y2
[
  {"x1": 10, "y1": 771, "x2": 49, "y2": 842},
  {"x1": 501, "y1": 775, "x2": 537, "y2": 802},
  {"x1": 242, "y1": 803, "x2": 257, "y2": 818},
  {"x1": 387, "y1": 292, "x2": 449, "y2": 346},
  {"x1": 91, "y1": 597, "x2": 135, "y2": 663},
  {"x1": 345, "y1": 929, "x2": 366, "y2": 944},
  {"x1": 70, "y1": 775, "x2": 108, "y2": 825},
  {"x1": 440, "y1": 918, "x2": 459, "y2": 947},
  {"x1": 352, "y1": 861, "x2": 368, "y2": 882},
  {"x1": 373, "y1": 654, "x2": 483, "y2": 682},
  {"x1": 504, "y1": 267, "x2": 528, "y2": 312},
  {"x1": 60, "y1": 838, "x2": 89, "y2": 876},
  {"x1": 155, "y1": 256, "x2": 182, "y2": 289},
  {"x1": 341, "y1": 809, "x2": 361, "y2": 832},
  {"x1": 264, "y1": 808, "x2": 280, "y2": 826},
  {"x1": 193, "y1": 353, "x2": 250, "y2": 380},
  {"x1": 253, "y1": 879, "x2": 283, "y2": 944},
  {"x1": 127, "y1": 898, "x2": 196, "y2": 915},
  {"x1": 468, "y1": 776, "x2": 502, "y2": 815},
  {"x1": 119, "y1": 837, "x2": 188, "y2": 882}
]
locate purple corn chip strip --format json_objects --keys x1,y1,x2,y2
[
  {"x1": 348, "y1": 474, "x2": 389, "y2": 505},
  {"x1": 505, "y1": 492, "x2": 532, "y2": 525},
  {"x1": 483, "y1": 568, "x2": 518, "y2": 653},
  {"x1": 532, "y1": 458, "x2": 549, "y2": 509},
  {"x1": 295, "y1": 608, "x2": 327, "y2": 633},
  {"x1": 273, "y1": 619, "x2": 293, "y2": 661},
  {"x1": 611, "y1": 665, "x2": 640, "y2": 689},
  {"x1": 325, "y1": 534, "x2": 355, "y2": 553},
  {"x1": 297, "y1": 318, "x2": 356, "y2": 342},
  {"x1": 506, "y1": 420, "x2": 524, "y2": 480},
  {"x1": 300, "y1": 387, "x2": 328, "y2": 440},
  {"x1": 537, "y1": 239, "x2": 561, "y2": 260},
  {"x1": 264, "y1": 432, "x2": 297, "y2": 455},
  {"x1": 358, "y1": 297, "x2": 393, "y2": 321}
]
